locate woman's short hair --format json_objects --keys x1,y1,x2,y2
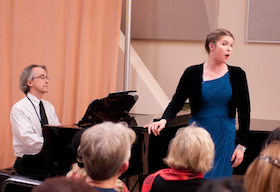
[
  {"x1": 244, "y1": 141, "x2": 280, "y2": 192},
  {"x1": 19, "y1": 64, "x2": 47, "y2": 94},
  {"x1": 163, "y1": 124, "x2": 215, "y2": 173},
  {"x1": 205, "y1": 29, "x2": 234, "y2": 54},
  {"x1": 80, "y1": 121, "x2": 136, "y2": 181}
]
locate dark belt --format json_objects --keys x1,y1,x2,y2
[{"x1": 14, "y1": 157, "x2": 23, "y2": 173}]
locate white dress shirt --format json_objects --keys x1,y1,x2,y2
[{"x1": 10, "y1": 92, "x2": 60, "y2": 157}]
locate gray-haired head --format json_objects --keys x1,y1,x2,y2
[{"x1": 19, "y1": 64, "x2": 47, "y2": 94}]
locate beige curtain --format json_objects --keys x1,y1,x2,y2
[{"x1": 0, "y1": 0, "x2": 122, "y2": 169}]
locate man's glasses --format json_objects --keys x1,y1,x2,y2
[{"x1": 32, "y1": 75, "x2": 49, "y2": 80}]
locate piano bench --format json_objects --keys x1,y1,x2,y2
[
  {"x1": 0, "y1": 167, "x2": 16, "y2": 191},
  {"x1": 1, "y1": 175, "x2": 41, "y2": 192}
]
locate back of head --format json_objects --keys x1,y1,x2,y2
[
  {"x1": 244, "y1": 141, "x2": 280, "y2": 192},
  {"x1": 19, "y1": 64, "x2": 47, "y2": 94},
  {"x1": 264, "y1": 127, "x2": 280, "y2": 146},
  {"x1": 163, "y1": 124, "x2": 215, "y2": 173},
  {"x1": 198, "y1": 181, "x2": 229, "y2": 192},
  {"x1": 80, "y1": 121, "x2": 136, "y2": 181},
  {"x1": 31, "y1": 176, "x2": 97, "y2": 192},
  {"x1": 198, "y1": 178, "x2": 246, "y2": 192}
]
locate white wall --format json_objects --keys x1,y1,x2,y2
[
  {"x1": 117, "y1": 37, "x2": 170, "y2": 114},
  {"x1": 118, "y1": 0, "x2": 280, "y2": 121},
  {"x1": 217, "y1": 0, "x2": 280, "y2": 121}
]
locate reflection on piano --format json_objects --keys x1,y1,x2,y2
[
  {"x1": 78, "y1": 91, "x2": 139, "y2": 127},
  {"x1": 21, "y1": 125, "x2": 81, "y2": 177}
]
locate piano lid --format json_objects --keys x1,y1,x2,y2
[{"x1": 77, "y1": 91, "x2": 138, "y2": 128}]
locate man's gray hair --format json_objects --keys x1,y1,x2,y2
[
  {"x1": 80, "y1": 122, "x2": 136, "y2": 181},
  {"x1": 19, "y1": 64, "x2": 47, "y2": 94}
]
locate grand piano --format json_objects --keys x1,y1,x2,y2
[
  {"x1": 0, "y1": 91, "x2": 279, "y2": 191},
  {"x1": 0, "y1": 91, "x2": 190, "y2": 192}
]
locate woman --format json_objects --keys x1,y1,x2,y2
[
  {"x1": 244, "y1": 141, "x2": 280, "y2": 192},
  {"x1": 145, "y1": 29, "x2": 250, "y2": 179},
  {"x1": 141, "y1": 124, "x2": 215, "y2": 192}
]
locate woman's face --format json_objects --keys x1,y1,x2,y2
[{"x1": 210, "y1": 35, "x2": 234, "y2": 64}]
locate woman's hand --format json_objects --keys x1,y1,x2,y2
[
  {"x1": 144, "y1": 119, "x2": 167, "y2": 136},
  {"x1": 231, "y1": 145, "x2": 245, "y2": 167}
]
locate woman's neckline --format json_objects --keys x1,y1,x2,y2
[{"x1": 202, "y1": 71, "x2": 229, "y2": 84}]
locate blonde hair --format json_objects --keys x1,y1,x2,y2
[
  {"x1": 66, "y1": 163, "x2": 87, "y2": 181},
  {"x1": 80, "y1": 122, "x2": 136, "y2": 181},
  {"x1": 163, "y1": 124, "x2": 215, "y2": 173},
  {"x1": 244, "y1": 141, "x2": 280, "y2": 192}
]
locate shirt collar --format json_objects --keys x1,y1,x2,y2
[{"x1": 27, "y1": 92, "x2": 41, "y2": 106}]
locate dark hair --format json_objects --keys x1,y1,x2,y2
[
  {"x1": 71, "y1": 128, "x2": 90, "y2": 168},
  {"x1": 19, "y1": 64, "x2": 47, "y2": 94},
  {"x1": 31, "y1": 176, "x2": 97, "y2": 192},
  {"x1": 264, "y1": 127, "x2": 280, "y2": 147},
  {"x1": 198, "y1": 178, "x2": 247, "y2": 192},
  {"x1": 205, "y1": 29, "x2": 234, "y2": 54}
]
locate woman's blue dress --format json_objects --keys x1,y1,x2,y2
[{"x1": 189, "y1": 71, "x2": 235, "y2": 179}]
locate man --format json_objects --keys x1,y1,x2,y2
[
  {"x1": 10, "y1": 64, "x2": 60, "y2": 172},
  {"x1": 80, "y1": 122, "x2": 136, "y2": 192}
]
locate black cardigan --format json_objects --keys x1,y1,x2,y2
[{"x1": 162, "y1": 63, "x2": 250, "y2": 146}]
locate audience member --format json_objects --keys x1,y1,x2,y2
[
  {"x1": 263, "y1": 127, "x2": 280, "y2": 147},
  {"x1": 141, "y1": 124, "x2": 215, "y2": 192},
  {"x1": 244, "y1": 141, "x2": 280, "y2": 192},
  {"x1": 31, "y1": 176, "x2": 97, "y2": 192},
  {"x1": 66, "y1": 126, "x2": 129, "y2": 192},
  {"x1": 197, "y1": 177, "x2": 247, "y2": 192},
  {"x1": 79, "y1": 122, "x2": 136, "y2": 192}
]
